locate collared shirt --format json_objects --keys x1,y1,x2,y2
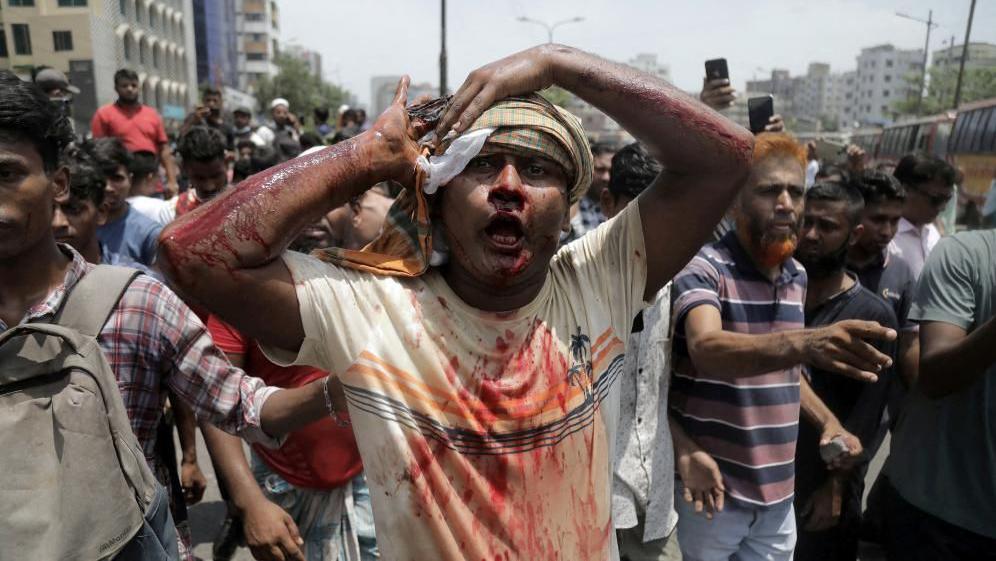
[
  {"x1": 613, "y1": 284, "x2": 678, "y2": 542},
  {"x1": 850, "y1": 246, "x2": 916, "y2": 331},
  {"x1": 2, "y1": 245, "x2": 281, "y2": 473},
  {"x1": 890, "y1": 217, "x2": 940, "y2": 279},
  {"x1": 670, "y1": 232, "x2": 807, "y2": 507}
]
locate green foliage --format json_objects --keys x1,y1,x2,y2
[
  {"x1": 539, "y1": 86, "x2": 574, "y2": 108},
  {"x1": 254, "y1": 53, "x2": 350, "y2": 118},
  {"x1": 894, "y1": 65, "x2": 996, "y2": 116}
]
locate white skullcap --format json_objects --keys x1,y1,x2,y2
[{"x1": 270, "y1": 98, "x2": 290, "y2": 110}]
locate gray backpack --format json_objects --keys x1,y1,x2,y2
[{"x1": 0, "y1": 265, "x2": 161, "y2": 561}]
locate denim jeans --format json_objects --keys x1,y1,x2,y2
[
  {"x1": 113, "y1": 483, "x2": 180, "y2": 561},
  {"x1": 674, "y1": 483, "x2": 796, "y2": 561}
]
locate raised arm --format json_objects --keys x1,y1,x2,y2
[
  {"x1": 435, "y1": 44, "x2": 754, "y2": 298},
  {"x1": 158, "y1": 78, "x2": 425, "y2": 351}
]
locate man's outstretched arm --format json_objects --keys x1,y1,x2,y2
[
  {"x1": 158, "y1": 79, "x2": 425, "y2": 352},
  {"x1": 435, "y1": 44, "x2": 755, "y2": 299}
]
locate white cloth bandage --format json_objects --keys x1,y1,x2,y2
[{"x1": 417, "y1": 127, "x2": 495, "y2": 195}]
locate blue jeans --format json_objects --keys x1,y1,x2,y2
[
  {"x1": 674, "y1": 483, "x2": 796, "y2": 561},
  {"x1": 113, "y1": 483, "x2": 180, "y2": 561}
]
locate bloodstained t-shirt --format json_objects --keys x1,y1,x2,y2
[{"x1": 263, "y1": 203, "x2": 648, "y2": 561}]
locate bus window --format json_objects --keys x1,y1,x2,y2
[
  {"x1": 967, "y1": 110, "x2": 985, "y2": 153},
  {"x1": 974, "y1": 108, "x2": 995, "y2": 153},
  {"x1": 984, "y1": 108, "x2": 996, "y2": 152}
]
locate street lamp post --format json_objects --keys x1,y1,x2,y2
[
  {"x1": 516, "y1": 15, "x2": 584, "y2": 44},
  {"x1": 953, "y1": 0, "x2": 978, "y2": 109},
  {"x1": 440, "y1": 0, "x2": 447, "y2": 97},
  {"x1": 895, "y1": 10, "x2": 938, "y2": 115}
]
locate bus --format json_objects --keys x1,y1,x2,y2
[
  {"x1": 948, "y1": 97, "x2": 996, "y2": 197},
  {"x1": 848, "y1": 128, "x2": 883, "y2": 159},
  {"x1": 876, "y1": 112, "x2": 956, "y2": 165}
]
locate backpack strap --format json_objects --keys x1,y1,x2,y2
[{"x1": 54, "y1": 265, "x2": 142, "y2": 337}]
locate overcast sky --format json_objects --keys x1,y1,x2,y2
[{"x1": 280, "y1": 0, "x2": 996, "y2": 108}]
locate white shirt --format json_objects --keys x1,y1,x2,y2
[
  {"x1": 612, "y1": 283, "x2": 678, "y2": 543},
  {"x1": 127, "y1": 195, "x2": 175, "y2": 227},
  {"x1": 890, "y1": 217, "x2": 941, "y2": 279},
  {"x1": 805, "y1": 159, "x2": 820, "y2": 189}
]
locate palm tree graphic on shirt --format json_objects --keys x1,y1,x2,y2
[{"x1": 567, "y1": 326, "x2": 594, "y2": 403}]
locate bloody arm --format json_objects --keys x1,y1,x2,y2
[
  {"x1": 158, "y1": 79, "x2": 425, "y2": 351},
  {"x1": 435, "y1": 45, "x2": 754, "y2": 299}
]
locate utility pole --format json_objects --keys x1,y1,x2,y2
[
  {"x1": 896, "y1": 10, "x2": 938, "y2": 115},
  {"x1": 439, "y1": 0, "x2": 447, "y2": 97},
  {"x1": 953, "y1": 0, "x2": 977, "y2": 109}
]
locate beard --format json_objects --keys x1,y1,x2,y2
[
  {"x1": 737, "y1": 216, "x2": 798, "y2": 270},
  {"x1": 796, "y1": 239, "x2": 850, "y2": 279}
]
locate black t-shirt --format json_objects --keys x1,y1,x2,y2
[
  {"x1": 851, "y1": 250, "x2": 915, "y2": 330},
  {"x1": 795, "y1": 276, "x2": 898, "y2": 513}
]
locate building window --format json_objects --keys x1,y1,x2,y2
[
  {"x1": 8, "y1": 0, "x2": 36, "y2": 6},
  {"x1": 884, "y1": 75, "x2": 891, "y2": 83},
  {"x1": 0, "y1": 30, "x2": 7, "y2": 57},
  {"x1": 57, "y1": 0, "x2": 87, "y2": 6},
  {"x1": 883, "y1": 89, "x2": 890, "y2": 97},
  {"x1": 12, "y1": 24, "x2": 31, "y2": 55},
  {"x1": 119, "y1": 0, "x2": 126, "y2": 14},
  {"x1": 139, "y1": 41, "x2": 147, "y2": 65},
  {"x1": 123, "y1": 34, "x2": 133, "y2": 61},
  {"x1": 53, "y1": 30, "x2": 73, "y2": 51},
  {"x1": 881, "y1": 105, "x2": 889, "y2": 113},
  {"x1": 246, "y1": 52, "x2": 265, "y2": 61},
  {"x1": 245, "y1": 13, "x2": 264, "y2": 21}
]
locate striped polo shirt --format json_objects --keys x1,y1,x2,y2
[{"x1": 670, "y1": 232, "x2": 806, "y2": 507}]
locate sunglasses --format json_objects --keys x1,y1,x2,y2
[{"x1": 914, "y1": 187, "x2": 952, "y2": 208}]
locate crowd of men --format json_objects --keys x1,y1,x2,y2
[{"x1": 1, "y1": 44, "x2": 994, "y2": 561}]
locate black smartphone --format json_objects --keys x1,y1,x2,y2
[
  {"x1": 704, "y1": 58, "x2": 729, "y2": 81},
  {"x1": 748, "y1": 95, "x2": 774, "y2": 134}
]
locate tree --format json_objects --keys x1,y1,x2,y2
[
  {"x1": 254, "y1": 53, "x2": 350, "y2": 121},
  {"x1": 539, "y1": 86, "x2": 574, "y2": 108},
  {"x1": 894, "y1": 66, "x2": 996, "y2": 116}
]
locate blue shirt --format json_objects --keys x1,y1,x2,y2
[{"x1": 97, "y1": 204, "x2": 162, "y2": 267}]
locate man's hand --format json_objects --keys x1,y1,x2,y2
[
  {"x1": 845, "y1": 144, "x2": 866, "y2": 175},
  {"x1": 677, "y1": 449, "x2": 725, "y2": 519},
  {"x1": 803, "y1": 320, "x2": 897, "y2": 382},
  {"x1": 180, "y1": 459, "x2": 207, "y2": 505},
  {"x1": 820, "y1": 421, "x2": 863, "y2": 471},
  {"x1": 800, "y1": 476, "x2": 843, "y2": 532},
  {"x1": 764, "y1": 114, "x2": 785, "y2": 132},
  {"x1": 242, "y1": 497, "x2": 305, "y2": 561},
  {"x1": 436, "y1": 45, "x2": 556, "y2": 137},
  {"x1": 366, "y1": 76, "x2": 434, "y2": 187},
  {"x1": 165, "y1": 180, "x2": 179, "y2": 198},
  {"x1": 699, "y1": 78, "x2": 737, "y2": 110}
]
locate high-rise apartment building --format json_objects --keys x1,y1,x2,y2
[
  {"x1": 192, "y1": 0, "x2": 237, "y2": 89},
  {"x1": 853, "y1": 44, "x2": 922, "y2": 125},
  {"x1": 235, "y1": 0, "x2": 278, "y2": 93},
  {"x1": 931, "y1": 42, "x2": 996, "y2": 72},
  {"x1": 0, "y1": 0, "x2": 198, "y2": 132}
]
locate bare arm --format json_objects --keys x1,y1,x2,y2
[
  {"x1": 435, "y1": 45, "x2": 754, "y2": 299},
  {"x1": 800, "y1": 375, "x2": 862, "y2": 470},
  {"x1": 158, "y1": 79, "x2": 425, "y2": 351},
  {"x1": 917, "y1": 317, "x2": 996, "y2": 398},
  {"x1": 200, "y1": 422, "x2": 305, "y2": 561},
  {"x1": 897, "y1": 331, "x2": 919, "y2": 387},
  {"x1": 669, "y1": 414, "x2": 725, "y2": 518},
  {"x1": 683, "y1": 305, "x2": 896, "y2": 382},
  {"x1": 172, "y1": 396, "x2": 206, "y2": 505},
  {"x1": 159, "y1": 142, "x2": 179, "y2": 196}
]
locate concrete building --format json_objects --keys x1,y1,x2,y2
[
  {"x1": 0, "y1": 0, "x2": 198, "y2": 132},
  {"x1": 627, "y1": 53, "x2": 671, "y2": 83},
  {"x1": 931, "y1": 41, "x2": 996, "y2": 71},
  {"x1": 284, "y1": 43, "x2": 321, "y2": 81},
  {"x1": 235, "y1": 0, "x2": 279, "y2": 93},
  {"x1": 192, "y1": 0, "x2": 238, "y2": 89},
  {"x1": 852, "y1": 44, "x2": 922, "y2": 125}
]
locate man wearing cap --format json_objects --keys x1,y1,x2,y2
[
  {"x1": 257, "y1": 98, "x2": 301, "y2": 162},
  {"x1": 160, "y1": 45, "x2": 753, "y2": 560},
  {"x1": 91, "y1": 68, "x2": 179, "y2": 196},
  {"x1": 233, "y1": 106, "x2": 266, "y2": 148},
  {"x1": 34, "y1": 67, "x2": 81, "y2": 133}
]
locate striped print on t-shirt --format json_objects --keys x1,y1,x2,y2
[{"x1": 670, "y1": 232, "x2": 807, "y2": 507}]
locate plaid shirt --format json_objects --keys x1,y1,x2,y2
[{"x1": 2, "y1": 245, "x2": 280, "y2": 471}]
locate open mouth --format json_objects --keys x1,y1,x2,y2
[{"x1": 484, "y1": 214, "x2": 525, "y2": 250}]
